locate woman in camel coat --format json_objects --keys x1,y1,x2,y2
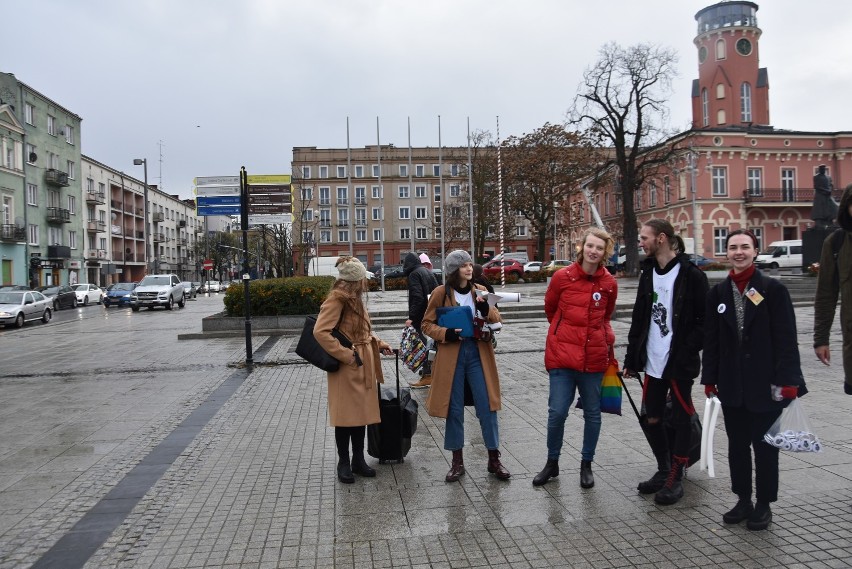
[{"x1": 314, "y1": 256, "x2": 393, "y2": 484}]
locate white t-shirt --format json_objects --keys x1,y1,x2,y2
[
  {"x1": 453, "y1": 288, "x2": 476, "y2": 310},
  {"x1": 645, "y1": 263, "x2": 680, "y2": 378}
]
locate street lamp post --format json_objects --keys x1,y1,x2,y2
[{"x1": 133, "y1": 158, "x2": 150, "y2": 275}]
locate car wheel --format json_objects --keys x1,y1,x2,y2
[
  {"x1": 72, "y1": 297, "x2": 78, "y2": 308},
  {"x1": 14, "y1": 313, "x2": 24, "y2": 328},
  {"x1": 131, "y1": 306, "x2": 140, "y2": 312},
  {"x1": 178, "y1": 295, "x2": 185, "y2": 308},
  {"x1": 54, "y1": 300, "x2": 59, "y2": 311},
  {"x1": 166, "y1": 297, "x2": 174, "y2": 310},
  {"x1": 97, "y1": 295, "x2": 103, "y2": 305},
  {"x1": 770, "y1": 262, "x2": 779, "y2": 269},
  {"x1": 511, "y1": 271, "x2": 521, "y2": 279},
  {"x1": 42, "y1": 308, "x2": 51, "y2": 323},
  {"x1": 82, "y1": 296, "x2": 88, "y2": 306}
]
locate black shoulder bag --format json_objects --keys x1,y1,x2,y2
[{"x1": 296, "y1": 306, "x2": 358, "y2": 372}]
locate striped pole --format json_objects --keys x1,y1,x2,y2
[{"x1": 497, "y1": 116, "x2": 505, "y2": 288}]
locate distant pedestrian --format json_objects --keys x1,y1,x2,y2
[
  {"x1": 472, "y1": 264, "x2": 495, "y2": 294},
  {"x1": 313, "y1": 256, "x2": 394, "y2": 484},
  {"x1": 702, "y1": 229, "x2": 807, "y2": 530},
  {"x1": 533, "y1": 228, "x2": 617, "y2": 489},
  {"x1": 403, "y1": 252, "x2": 439, "y2": 388}
]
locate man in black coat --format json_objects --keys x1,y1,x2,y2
[{"x1": 403, "y1": 252, "x2": 439, "y2": 388}]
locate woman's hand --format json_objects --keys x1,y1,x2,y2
[{"x1": 379, "y1": 343, "x2": 394, "y2": 356}]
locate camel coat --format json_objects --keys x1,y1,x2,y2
[
  {"x1": 313, "y1": 294, "x2": 389, "y2": 427},
  {"x1": 421, "y1": 284, "x2": 503, "y2": 418}
]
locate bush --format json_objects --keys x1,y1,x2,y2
[
  {"x1": 700, "y1": 262, "x2": 731, "y2": 271},
  {"x1": 223, "y1": 276, "x2": 335, "y2": 317},
  {"x1": 807, "y1": 262, "x2": 820, "y2": 277}
]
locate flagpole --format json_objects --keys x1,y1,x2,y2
[
  {"x1": 497, "y1": 116, "x2": 505, "y2": 288},
  {"x1": 407, "y1": 117, "x2": 414, "y2": 252},
  {"x1": 346, "y1": 116, "x2": 353, "y2": 256},
  {"x1": 467, "y1": 117, "x2": 474, "y2": 255},
  {"x1": 438, "y1": 115, "x2": 446, "y2": 272},
  {"x1": 377, "y1": 117, "x2": 385, "y2": 292}
]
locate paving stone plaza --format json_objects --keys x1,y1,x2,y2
[{"x1": 0, "y1": 279, "x2": 850, "y2": 568}]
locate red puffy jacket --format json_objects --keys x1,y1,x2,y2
[{"x1": 544, "y1": 262, "x2": 617, "y2": 372}]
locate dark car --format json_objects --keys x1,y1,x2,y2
[
  {"x1": 688, "y1": 254, "x2": 715, "y2": 267},
  {"x1": 103, "y1": 282, "x2": 137, "y2": 307},
  {"x1": 36, "y1": 285, "x2": 78, "y2": 310},
  {"x1": 382, "y1": 264, "x2": 406, "y2": 279}
]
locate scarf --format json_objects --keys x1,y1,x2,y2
[{"x1": 729, "y1": 264, "x2": 755, "y2": 293}]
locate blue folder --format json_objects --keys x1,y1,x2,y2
[{"x1": 436, "y1": 305, "x2": 475, "y2": 338}]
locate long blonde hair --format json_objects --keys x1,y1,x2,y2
[
  {"x1": 329, "y1": 277, "x2": 368, "y2": 321},
  {"x1": 576, "y1": 227, "x2": 615, "y2": 268}
]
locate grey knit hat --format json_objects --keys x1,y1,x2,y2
[
  {"x1": 444, "y1": 250, "x2": 472, "y2": 276},
  {"x1": 335, "y1": 256, "x2": 366, "y2": 282}
]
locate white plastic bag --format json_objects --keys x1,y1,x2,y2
[
  {"x1": 699, "y1": 396, "x2": 721, "y2": 477},
  {"x1": 763, "y1": 399, "x2": 822, "y2": 453}
]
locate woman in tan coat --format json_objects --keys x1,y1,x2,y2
[
  {"x1": 421, "y1": 250, "x2": 509, "y2": 482},
  {"x1": 313, "y1": 257, "x2": 394, "y2": 484}
]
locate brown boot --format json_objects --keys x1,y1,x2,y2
[
  {"x1": 445, "y1": 449, "x2": 465, "y2": 482},
  {"x1": 409, "y1": 374, "x2": 432, "y2": 389},
  {"x1": 487, "y1": 449, "x2": 511, "y2": 480}
]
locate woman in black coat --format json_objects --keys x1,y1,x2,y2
[{"x1": 702, "y1": 229, "x2": 807, "y2": 531}]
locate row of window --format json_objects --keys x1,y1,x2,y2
[
  {"x1": 27, "y1": 225, "x2": 77, "y2": 248},
  {"x1": 701, "y1": 82, "x2": 752, "y2": 126},
  {"x1": 24, "y1": 102, "x2": 76, "y2": 145},
  {"x1": 300, "y1": 163, "x2": 462, "y2": 180},
  {"x1": 299, "y1": 184, "x2": 461, "y2": 203}
]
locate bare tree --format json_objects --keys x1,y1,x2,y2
[
  {"x1": 569, "y1": 42, "x2": 680, "y2": 276},
  {"x1": 501, "y1": 123, "x2": 600, "y2": 262}
]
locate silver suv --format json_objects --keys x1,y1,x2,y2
[{"x1": 130, "y1": 274, "x2": 185, "y2": 311}]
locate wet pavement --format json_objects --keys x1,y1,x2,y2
[{"x1": 0, "y1": 280, "x2": 850, "y2": 568}]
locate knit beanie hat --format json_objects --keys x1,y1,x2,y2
[
  {"x1": 444, "y1": 250, "x2": 472, "y2": 276},
  {"x1": 335, "y1": 256, "x2": 366, "y2": 281},
  {"x1": 419, "y1": 253, "x2": 432, "y2": 267}
]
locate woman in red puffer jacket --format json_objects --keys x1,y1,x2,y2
[{"x1": 532, "y1": 228, "x2": 618, "y2": 489}]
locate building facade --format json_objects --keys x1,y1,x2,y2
[
  {"x1": 0, "y1": 102, "x2": 26, "y2": 285},
  {"x1": 148, "y1": 188, "x2": 203, "y2": 281}
]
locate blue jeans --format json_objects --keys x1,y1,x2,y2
[
  {"x1": 445, "y1": 340, "x2": 499, "y2": 451},
  {"x1": 546, "y1": 368, "x2": 603, "y2": 462}
]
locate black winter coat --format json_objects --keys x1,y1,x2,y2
[
  {"x1": 625, "y1": 254, "x2": 709, "y2": 380},
  {"x1": 701, "y1": 269, "x2": 807, "y2": 412},
  {"x1": 403, "y1": 253, "x2": 438, "y2": 330}
]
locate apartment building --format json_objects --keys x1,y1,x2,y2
[
  {"x1": 0, "y1": 100, "x2": 26, "y2": 285},
  {"x1": 148, "y1": 188, "x2": 203, "y2": 282}
]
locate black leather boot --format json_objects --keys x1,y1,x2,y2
[
  {"x1": 337, "y1": 460, "x2": 355, "y2": 484},
  {"x1": 654, "y1": 455, "x2": 688, "y2": 505},
  {"x1": 351, "y1": 452, "x2": 376, "y2": 477},
  {"x1": 487, "y1": 449, "x2": 511, "y2": 480},
  {"x1": 580, "y1": 460, "x2": 594, "y2": 488},
  {"x1": 746, "y1": 502, "x2": 772, "y2": 531},
  {"x1": 723, "y1": 497, "x2": 754, "y2": 524},
  {"x1": 532, "y1": 459, "x2": 559, "y2": 486},
  {"x1": 445, "y1": 449, "x2": 465, "y2": 482}
]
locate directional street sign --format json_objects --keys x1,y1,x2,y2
[
  {"x1": 249, "y1": 214, "x2": 292, "y2": 225},
  {"x1": 197, "y1": 195, "x2": 241, "y2": 207},
  {"x1": 248, "y1": 204, "x2": 291, "y2": 214},
  {"x1": 249, "y1": 193, "x2": 287, "y2": 205},
  {"x1": 196, "y1": 185, "x2": 240, "y2": 196},
  {"x1": 248, "y1": 184, "x2": 290, "y2": 195},
  {"x1": 195, "y1": 176, "x2": 240, "y2": 186},
  {"x1": 197, "y1": 205, "x2": 242, "y2": 216},
  {"x1": 247, "y1": 175, "x2": 290, "y2": 184}
]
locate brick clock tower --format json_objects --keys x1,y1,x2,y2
[{"x1": 691, "y1": 1, "x2": 769, "y2": 129}]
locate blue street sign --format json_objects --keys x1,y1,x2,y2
[
  {"x1": 197, "y1": 205, "x2": 242, "y2": 216},
  {"x1": 197, "y1": 195, "x2": 241, "y2": 206}
]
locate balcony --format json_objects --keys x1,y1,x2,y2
[
  {"x1": 319, "y1": 220, "x2": 332, "y2": 228},
  {"x1": 47, "y1": 245, "x2": 71, "y2": 259},
  {"x1": 111, "y1": 199, "x2": 122, "y2": 210},
  {"x1": 355, "y1": 197, "x2": 366, "y2": 205},
  {"x1": 153, "y1": 232, "x2": 166, "y2": 243},
  {"x1": 355, "y1": 221, "x2": 367, "y2": 227},
  {"x1": 337, "y1": 221, "x2": 350, "y2": 227},
  {"x1": 153, "y1": 212, "x2": 165, "y2": 223},
  {"x1": 336, "y1": 198, "x2": 349, "y2": 205},
  {"x1": 85, "y1": 249, "x2": 107, "y2": 260},
  {"x1": 0, "y1": 224, "x2": 26, "y2": 241},
  {"x1": 743, "y1": 187, "x2": 844, "y2": 206},
  {"x1": 85, "y1": 191, "x2": 106, "y2": 205},
  {"x1": 45, "y1": 168, "x2": 69, "y2": 187},
  {"x1": 319, "y1": 198, "x2": 331, "y2": 206},
  {"x1": 86, "y1": 220, "x2": 107, "y2": 233},
  {"x1": 175, "y1": 237, "x2": 187, "y2": 247},
  {"x1": 46, "y1": 207, "x2": 71, "y2": 224}
]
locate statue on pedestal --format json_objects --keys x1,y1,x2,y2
[{"x1": 812, "y1": 165, "x2": 839, "y2": 229}]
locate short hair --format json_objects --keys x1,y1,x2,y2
[
  {"x1": 725, "y1": 228, "x2": 759, "y2": 249},
  {"x1": 643, "y1": 219, "x2": 686, "y2": 254},
  {"x1": 576, "y1": 227, "x2": 615, "y2": 267}
]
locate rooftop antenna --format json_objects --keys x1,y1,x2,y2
[{"x1": 157, "y1": 139, "x2": 166, "y2": 190}]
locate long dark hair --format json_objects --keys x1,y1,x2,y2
[{"x1": 643, "y1": 219, "x2": 686, "y2": 254}]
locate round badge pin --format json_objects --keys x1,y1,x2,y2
[
  {"x1": 717, "y1": 303, "x2": 726, "y2": 314},
  {"x1": 592, "y1": 292, "x2": 601, "y2": 301}
]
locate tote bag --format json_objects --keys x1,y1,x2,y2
[
  {"x1": 399, "y1": 326, "x2": 428, "y2": 372},
  {"x1": 295, "y1": 311, "x2": 353, "y2": 372},
  {"x1": 576, "y1": 357, "x2": 623, "y2": 415}
]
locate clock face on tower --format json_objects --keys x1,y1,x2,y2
[{"x1": 736, "y1": 38, "x2": 752, "y2": 56}]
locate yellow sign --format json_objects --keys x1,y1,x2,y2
[{"x1": 247, "y1": 174, "x2": 291, "y2": 184}]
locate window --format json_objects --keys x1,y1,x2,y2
[
  {"x1": 356, "y1": 229, "x2": 367, "y2": 242},
  {"x1": 86, "y1": 178, "x2": 94, "y2": 193},
  {"x1": 415, "y1": 164, "x2": 424, "y2": 177},
  {"x1": 399, "y1": 207, "x2": 410, "y2": 219},
  {"x1": 25, "y1": 103, "x2": 34, "y2": 125},
  {"x1": 373, "y1": 228, "x2": 383, "y2": 241},
  {"x1": 615, "y1": 195, "x2": 622, "y2": 214},
  {"x1": 98, "y1": 182, "x2": 105, "y2": 195},
  {"x1": 750, "y1": 227, "x2": 764, "y2": 251},
  {"x1": 49, "y1": 226, "x2": 62, "y2": 246},
  {"x1": 354, "y1": 186, "x2": 366, "y2": 204},
  {"x1": 372, "y1": 185, "x2": 382, "y2": 199},
  {"x1": 336, "y1": 186, "x2": 348, "y2": 204},
  {"x1": 450, "y1": 184, "x2": 460, "y2": 197},
  {"x1": 67, "y1": 195, "x2": 76, "y2": 215},
  {"x1": 337, "y1": 165, "x2": 346, "y2": 178},
  {"x1": 302, "y1": 209, "x2": 314, "y2": 221},
  {"x1": 302, "y1": 231, "x2": 314, "y2": 243},
  {"x1": 47, "y1": 115, "x2": 56, "y2": 135},
  {"x1": 433, "y1": 165, "x2": 440, "y2": 176},
  {"x1": 48, "y1": 190, "x2": 60, "y2": 208},
  {"x1": 337, "y1": 208, "x2": 349, "y2": 225},
  {"x1": 338, "y1": 230, "x2": 349, "y2": 242},
  {"x1": 320, "y1": 230, "x2": 331, "y2": 243},
  {"x1": 781, "y1": 168, "x2": 796, "y2": 201},
  {"x1": 416, "y1": 227, "x2": 427, "y2": 240},
  {"x1": 301, "y1": 187, "x2": 313, "y2": 201},
  {"x1": 715, "y1": 38, "x2": 726, "y2": 60},
  {"x1": 355, "y1": 208, "x2": 366, "y2": 226},
  {"x1": 715, "y1": 83, "x2": 725, "y2": 99},
  {"x1": 99, "y1": 237, "x2": 107, "y2": 250},
  {"x1": 67, "y1": 160, "x2": 75, "y2": 179},
  {"x1": 714, "y1": 227, "x2": 728, "y2": 255},
  {"x1": 604, "y1": 191, "x2": 610, "y2": 215},
  {"x1": 740, "y1": 83, "x2": 752, "y2": 122},
  {"x1": 434, "y1": 185, "x2": 441, "y2": 202},
  {"x1": 355, "y1": 165, "x2": 364, "y2": 178},
  {"x1": 451, "y1": 164, "x2": 459, "y2": 176},
  {"x1": 747, "y1": 168, "x2": 762, "y2": 196},
  {"x1": 65, "y1": 125, "x2": 73, "y2": 144},
  {"x1": 319, "y1": 165, "x2": 328, "y2": 178},
  {"x1": 301, "y1": 165, "x2": 311, "y2": 179},
  {"x1": 27, "y1": 183, "x2": 38, "y2": 205},
  {"x1": 372, "y1": 164, "x2": 380, "y2": 177},
  {"x1": 434, "y1": 206, "x2": 441, "y2": 224},
  {"x1": 69, "y1": 231, "x2": 77, "y2": 249},
  {"x1": 634, "y1": 188, "x2": 642, "y2": 210},
  {"x1": 664, "y1": 177, "x2": 671, "y2": 203},
  {"x1": 701, "y1": 89, "x2": 709, "y2": 127},
  {"x1": 516, "y1": 225, "x2": 527, "y2": 237},
  {"x1": 649, "y1": 181, "x2": 657, "y2": 207},
  {"x1": 415, "y1": 185, "x2": 426, "y2": 198},
  {"x1": 399, "y1": 164, "x2": 408, "y2": 177},
  {"x1": 29, "y1": 224, "x2": 39, "y2": 244},
  {"x1": 415, "y1": 206, "x2": 427, "y2": 219},
  {"x1": 712, "y1": 167, "x2": 727, "y2": 196},
  {"x1": 717, "y1": 109, "x2": 726, "y2": 125},
  {"x1": 372, "y1": 207, "x2": 382, "y2": 221},
  {"x1": 398, "y1": 186, "x2": 409, "y2": 199},
  {"x1": 26, "y1": 144, "x2": 36, "y2": 164},
  {"x1": 1, "y1": 196, "x2": 10, "y2": 225},
  {"x1": 400, "y1": 227, "x2": 410, "y2": 240},
  {"x1": 435, "y1": 228, "x2": 442, "y2": 239}
]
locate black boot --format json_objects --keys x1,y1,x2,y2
[
  {"x1": 723, "y1": 497, "x2": 754, "y2": 524},
  {"x1": 638, "y1": 421, "x2": 671, "y2": 494},
  {"x1": 746, "y1": 502, "x2": 772, "y2": 531},
  {"x1": 337, "y1": 460, "x2": 355, "y2": 484},
  {"x1": 532, "y1": 459, "x2": 559, "y2": 486},
  {"x1": 349, "y1": 427, "x2": 376, "y2": 477},
  {"x1": 654, "y1": 455, "x2": 688, "y2": 505},
  {"x1": 335, "y1": 427, "x2": 354, "y2": 484},
  {"x1": 580, "y1": 460, "x2": 594, "y2": 489}
]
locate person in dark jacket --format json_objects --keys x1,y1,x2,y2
[
  {"x1": 403, "y1": 252, "x2": 439, "y2": 388},
  {"x1": 624, "y1": 219, "x2": 708, "y2": 506},
  {"x1": 472, "y1": 264, "x2": 495, "y2": 294},
  {"x1": 814, "y1": 184, "x2": 852, "y2": 395},
  {"x1": 533, "y1": 228, "x2": 617, "y2": 489},
  {"x1": 702, "y1": 229, "x2": 807, "y2": 531}
]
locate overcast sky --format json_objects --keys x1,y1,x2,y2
[{"x1": 5, "y1": 0, "x2": 852, "y2": 199}]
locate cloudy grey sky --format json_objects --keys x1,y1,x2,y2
[{"x1": 5, "y1": 0, "x2": 851, "y2": 199}]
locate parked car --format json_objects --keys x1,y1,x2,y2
[
  {"x1": 130, "y1": 274, "x2": 185, "y2": 311},
  {"x1": 541, "y1": 259, "x2": 574, "y2": 276},
  {"x1": 756, "y1": 239, "x2": 802, "y2": 270},
  {"x1": 0, "y1": 285, "x2": 30, "y2": 291},
  {"x1": 179, "y1": 281, "x2": 197, "y2": 300},
  {"x1": 688, "y1": 254, "x2": 715, "y2": 267},
  {"x1": 36, "y1": 285, "x2": 78, "y2": 310},
  {"x1": 483, "y1": 259, "x2": 525, "y2": 279},
  {"x1": 382, "y1": 265, "x2": 406, "y2": 279},
  {"x1": 103, "y1": 282, "x2": 137, "y2": 307},
  {"x1": 207, "y1": 280, "x2": 222, "y2": 293},
  {"x1": 0, "y1": 290, "x2": 52, "y2": 328},
  {"x1": 73, "y1": 283, "x2": 104, "y2": 306},
  {"x1": 523, "y1": 261, "x2": 542, "y2": 276}
]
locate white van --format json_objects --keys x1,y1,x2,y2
[{"x1": 755, "y1": 240, "x2": 802, "y2": 269}]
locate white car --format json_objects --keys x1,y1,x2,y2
[
  {"x1": 73, "y1": 283, "x2": 104, "y2": 306},
  {"x1": 207, "y1": 280, "x2": 221, "y2": 293},
  {"x1": 523, "y1": 261, "x2": 542, "y2": 275},
  {"x1": 0, "y1": 290, "x2": 52, "y2": 328}
]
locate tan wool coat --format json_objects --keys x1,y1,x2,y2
[
  {"x1": 313, "y1": 293, "x2": 388, "y2": 427},
  {"x1": 421, "y1": 284, "x2": 503, "y2": 418}
]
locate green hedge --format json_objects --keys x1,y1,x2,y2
[{"x1": 223, "y1": 276, "x2": 335, "y2": 317}]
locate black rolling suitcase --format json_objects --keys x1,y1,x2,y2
[{"x1": 367, "y1": 350, "x2": 419, "y2": 463}]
